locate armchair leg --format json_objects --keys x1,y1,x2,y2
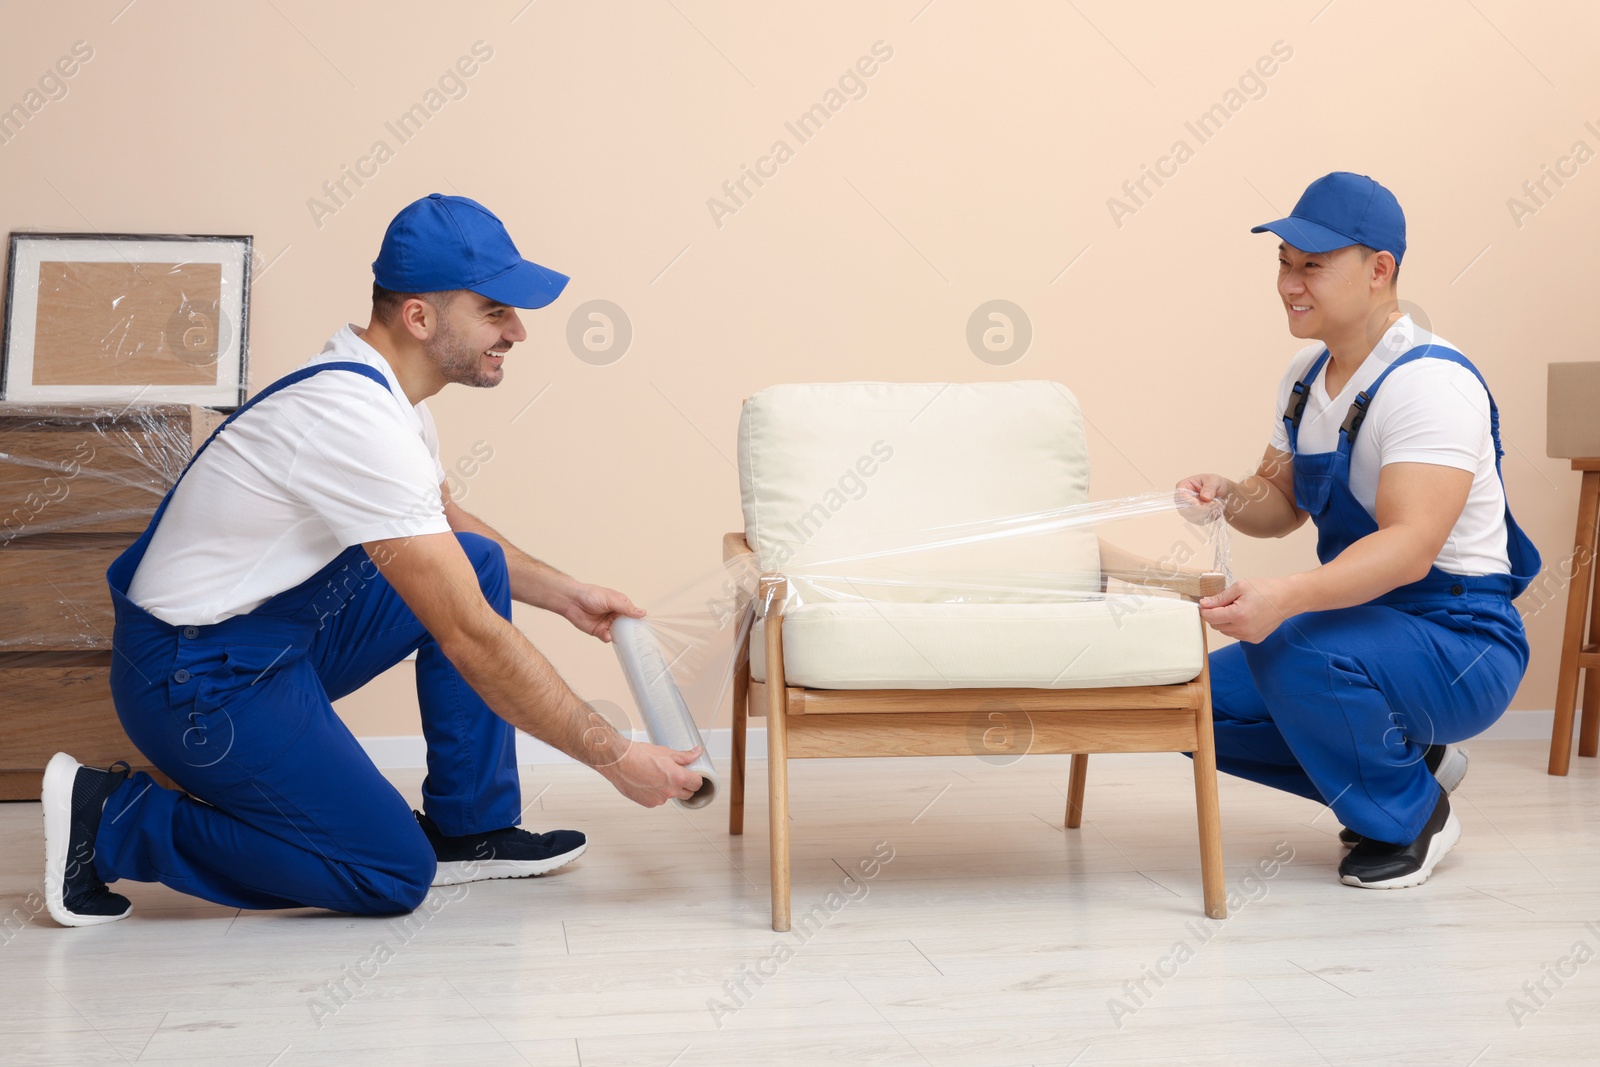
[
  {"x1": 1065, "y1": 753, "x2": 1088, "y2": 829},
  {"x1": 768, "y1": 701, "x2": 791, "y2": 933},
  {"x1": 729, "y1": 640, "x2": 750, "y2": 836},
  {"x1": 760, "y1": 577, "x2": 792, "y2": 933},
  {"x1": 1193, "y1": 629, "x2": 1227, "y2": 919}
]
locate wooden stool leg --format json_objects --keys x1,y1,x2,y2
[
  {"x1": 728, "y1": 638, "x2": 749, "y2": 835},
  {"x1": 1065, "y1": 753, "x2": 1088, "y2": 829},
  {"x1": 1581, "y1": 527, "x2": 1600, "y2": 759},
  {"x1": 1550, "y1": 471, "x2": 1600, "y2": 775},
  {"x1": 760, "y1": 577, "x2": 792, "y2": 933},
  {"x1": 1193, "y1": 626, "x2": 1227, "y2": 919},
  {"x1": 1580, "y1": 668, "x2": 1600, "y2": 759}
]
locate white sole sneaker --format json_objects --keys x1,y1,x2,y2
[
  {"x1": 42, "y1": 753, "x2": 131, "y2": 927},
  {"x1": 1432, "y1": 744, "x2": 1469, "y2": 795},
  {"x1": 1340, "y1": 810, "x2": 1461, "y2": 890},
  {"x1": 1338, "y1": 744, "x2": 1470, "y2": 850},
  {"x1": 431, "y1": 842, "x2": 589, "y2": 886}
]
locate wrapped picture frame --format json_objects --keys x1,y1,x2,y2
[{"x1": 2, "y1": 232, "x2": 251, "y2": 407}]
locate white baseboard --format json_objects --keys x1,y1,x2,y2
[
  {"x1": 1475, "y1": 708, "x2": 1558, "y2": 740},
  {"x1": 357, "y1": 710, "x2": 1560, "y2": 770}
]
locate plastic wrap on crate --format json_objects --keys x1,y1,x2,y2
[{"x1": 0, "y1": 403, "x2": 218, "y2": 648}]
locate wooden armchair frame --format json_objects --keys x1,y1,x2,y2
[{"x1": 722, "y1": 531, "x2": 1229, "y2": 931}]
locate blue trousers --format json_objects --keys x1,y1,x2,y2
[
  {"x1": 1208, "y1": 596, "x2": 1524, "y2": 844},
  {"x1": 96, "y1": 533, "x2": 522, "y2": 915}
]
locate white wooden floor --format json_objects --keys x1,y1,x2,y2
[{"x1": 3, "y1": 740, "x2": 1599, "y2": 1066}]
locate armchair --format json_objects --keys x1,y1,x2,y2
[{"x1": 723, "y1": 382, "x2": 1228, "y2": 930}]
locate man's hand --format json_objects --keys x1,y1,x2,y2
[
  {"x1": 1179, "y1": 448, "x2": 1305, "y2": 538},
  {"x1": 1174, "y1": 477, "x2": 1231, "y2": 525},
  {"x1": 1176, "y1": 473, "x2": 1235, "y2": 507},
  {"x1": 598, "y1": 742, "x2": 705, "y2": 807},
  {"x1": 1199, "y1": 576, "x2": 1301, "y2": 644},
  {"x1": 559, "y1": 583, "x2": 645, "y2": 642}
]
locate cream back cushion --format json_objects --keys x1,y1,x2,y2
[{"x1": 738, "y1": 382, "x2": 1098, "y2": 602}]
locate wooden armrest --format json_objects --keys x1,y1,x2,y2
[
  {"x1": 757, "y1": 573, "x2": 788, "y2": 619},
  {"x1": 724, "y1": 533, "x2": 788, "y2": 617},
  {"x1": 722, "y1": 531, "x2": 753, "y2": 562},
  {"x1": 1098, "y1": 536, "x2": 1226, "y2": 600}
]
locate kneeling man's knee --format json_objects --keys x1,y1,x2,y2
[{"x1": 345, "y1": 826, "x2": 436, "y2": 916}]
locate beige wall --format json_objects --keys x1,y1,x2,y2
[{"x1": 2, "y1": 1, "x2": 1594, "y2": 735}]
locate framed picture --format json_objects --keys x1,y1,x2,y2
[{"x1": 2, "y1": 232, "x2": 251, "y2": 407}]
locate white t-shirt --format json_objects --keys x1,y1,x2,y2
[
  {"x1": 127, "y1": 325, "x2": 452, "y2": 625},
  {"x1": 1267, "y1": 315, "x2": 1510, "y2": 576}
]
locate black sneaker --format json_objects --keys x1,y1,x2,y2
[
  {"x1": 1339, "y1": 789, "x2": 1460, "y2": 889},
  {"x1": 42, "y1": 753, "x2": 133, "y2": 927},
  {"x1": 1338, "y1": 743, "x2": 1468, "y2": 849},
  {"x1": 414, "y1": 811, "x2": 587, "y2": 886}
]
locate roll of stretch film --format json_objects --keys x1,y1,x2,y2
[{"x1": 611, "y1": 615, "x2": 719, "y2": 809}]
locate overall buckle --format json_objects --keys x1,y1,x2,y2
[
  {"x1": 1284, "y1": 381, "x2": 1311, "y2": 428},
  {"x1": 1340, "y1": 390, "x2": 1372, "y2": 440}
]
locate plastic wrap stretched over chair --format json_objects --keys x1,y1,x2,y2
[
  {"x1": 0, "y1": 403, "x2": 219, "y2": 649},
  {"x1": 620, "y1": 490, "x2": 1230, "y2": 758},
  {"x1": 746, "y1": 489, "x2": 1231, "y2": 690}
]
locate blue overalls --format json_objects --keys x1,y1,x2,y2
[
  {"x1": 1207, "y1": 344, "x2": 1541, "y2": 844},
  {"x1": 94, "y1": 362, "x2": 523, "y2": 914}
]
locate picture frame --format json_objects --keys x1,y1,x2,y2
[{"x1": 2, "y1": 232, "x2": 251, "y2": 407}]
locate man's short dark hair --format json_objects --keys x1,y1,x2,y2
[
  {"x1": 371, "y1": 283, "x2": 467, "y2": 326},
  {"x1": 1353, "y1": 245, "x2": 1400, "y2": 288}
]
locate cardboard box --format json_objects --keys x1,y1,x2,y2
[{"x1": 1548, "y1": 362, "x2": 1600, "y2": 459}]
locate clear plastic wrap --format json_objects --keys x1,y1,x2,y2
[
  {"x1": 755, "y1": 490, "x2": 1231, "y2": 607},
  {"x1": 614, "y1": 489, "x2": 1232, "y2": 776},
  {"x1": 0, "y1": 403, "x2": 218, "y2": 649}
]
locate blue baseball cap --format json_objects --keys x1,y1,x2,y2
[
  {"x1": 1250, "y1": 172, "x2": 1406, "y2": 265},
  {"x1": 373, "y1": 193, "x2": 570, "y2": 309}
]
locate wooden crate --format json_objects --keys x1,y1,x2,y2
[
  {"x1": 0, "y1": 536, "x2": 127, "y2": 649},
  {"x1": 0, "y1": 656, "x2": 173, "y2": 797},
  {"x1": 0, "y1": 403, "x2": 217, "y2": 799}
]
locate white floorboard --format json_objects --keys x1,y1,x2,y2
[{"x1": 3, "y1": 740, "x2": 1598, "y2": 1065}]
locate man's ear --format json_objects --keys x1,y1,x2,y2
[
  {"x1": 1370, "y1": 250, "x2": 1398, "y2": 291},
  {"x1": 400, "y1": 296, "x2": 435, "y2": 342}
]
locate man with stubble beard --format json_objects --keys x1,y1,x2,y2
[{"x1": 40, "y1": 194, "x2": 703, "y2": 927}]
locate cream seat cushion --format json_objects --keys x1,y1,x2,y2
[{"x1": 750, "y1": 597, "x2": 1202, "y2": 689}]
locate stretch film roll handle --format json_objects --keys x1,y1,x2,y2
[{"x1": 610, "y1": 615, "x2": 719, "y2": 810}]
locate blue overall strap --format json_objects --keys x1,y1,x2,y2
[
  {"x1": 1335, "y1": 341, "x2": 1541, "y2": 593},
  {"x1": 1335, "y1": 344, "x2": 1504, "y2": 467},
  {"x1": 1282, "y1": 348, "x2": 1332, "y2": 455},
  {"x1": 168, "y1": 362, "x2": 390, "y2": 508},
  {"x1": 107, "y1": 360, "x2": 395, "y2": 598},
  {"x1": 142, "y1": 361, "x2": 392, "y2": 540}
]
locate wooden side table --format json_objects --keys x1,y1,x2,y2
[{"x1": 1549, "y1": 458, "x2": 1600, "y2": 775}]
